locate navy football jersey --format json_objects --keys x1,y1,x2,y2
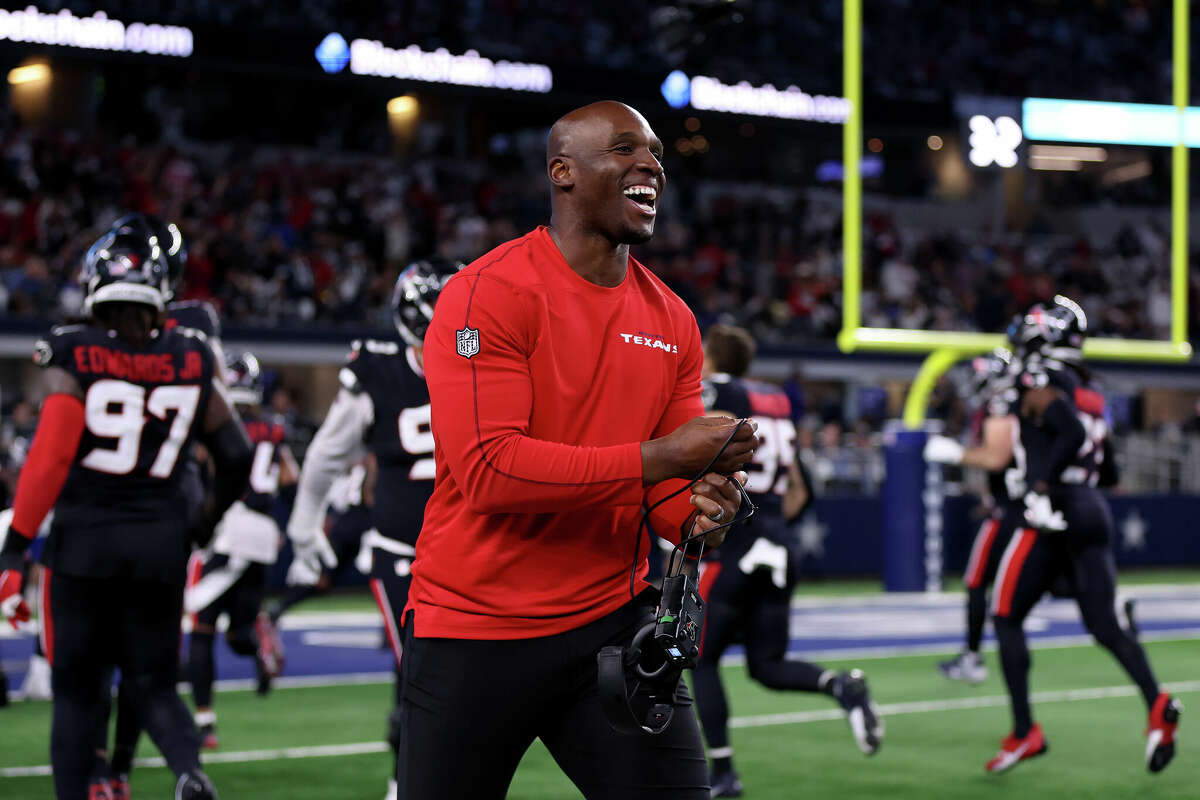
[
  {"x1": 341, "y1": 339, "x2": 433, "y2": 546},
  {"x1": 701, "y1": 373, "x2": 795, "y2": 517},
  {"x1": 1011, "y1": 360, "x2": 1109, "y2": 492},
  {"x1": 240, "y1": 410, "x2": 291, "y2": 515},
  {"x1": 33, "y1": 323, "x2": 217, "y2": 580},
  {"x1": 165, "y1": 300, "x2": 221, "y2": 339}
]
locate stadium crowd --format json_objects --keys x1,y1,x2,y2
[{"x1": 0, "y1": 130, "x2": 1191, "y2": 345}]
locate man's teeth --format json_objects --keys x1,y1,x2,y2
[{"x1": 623, "y1": 185, "x2": 657, "y2": 202}]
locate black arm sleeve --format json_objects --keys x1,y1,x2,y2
[
  {"x1": 195, "y1": 418, "x2": 253, "y2": 544},
  {"x1": 1027, "y1": 396, "x2": 1086, "y2": 489}
]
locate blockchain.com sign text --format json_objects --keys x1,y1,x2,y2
[
  {"x1": 316, "y1": 32, "x2": 552, "y2": 94},
  {"x1": 661, "y1": 70, "x2": 850, "y2": 123},
  {"x1": 0, "y1": 6, "x2": 193, "y2": 57}
]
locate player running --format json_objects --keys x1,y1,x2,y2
[
  {"x1": 924, "y1": 348, "x2": 1019, "y2": 684},
  {"x1": 284, "y1": 256, "x2": 464, "y2": 800},
  {"x1": 986, "y1": 296, "x2": 1181, "y2": 774},
  {"x1": 693, "y1": 324, "x2": 883, "y2": 797},
  {"x1": 184, "y1": 350, "x2": 295, "y2": 749},
  {"x1": 0, "y1": 225, "x2": 253, "y2": 799}
]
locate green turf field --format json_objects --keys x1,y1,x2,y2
[{"x1": 2, "y1": 631, "x2": 1195, "y2": 799}]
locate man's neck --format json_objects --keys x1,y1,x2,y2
[{"x1": 546, "y1": 221, "x2": 629, "y2": 288}]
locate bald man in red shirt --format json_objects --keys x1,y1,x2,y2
[{"x1": 397, "y1": 101, "x2": 758, "y2": 799}]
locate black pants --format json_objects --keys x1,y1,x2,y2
[
  {"x1": 44, "y1": 569, "x2": 199, "y2": 800},
  {"x1": 991, "y1": 489, "x2": 1159, "y2": 736},
  {"x1": 397, "y1": 597, "x2": 709, "y2": 800},
  {"x1": 368, "y1": 546, "x2": 414, "y2": 666},
  {"x1": 962, "y1": 506, "x2": 1019, "y2": 652},
  {"x1": 692, "y1": 542, "x2": 827, "y2": 757},
  {"x1": 190, "y1": 555, "x2": 270, "y2": 708}
]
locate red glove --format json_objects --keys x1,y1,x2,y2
[{"x1": 0, "y1": 552, "x2": 30, "y2": 630}]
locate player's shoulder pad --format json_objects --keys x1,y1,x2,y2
[
  {"x1": 32, "y1": 324, "x2": 86, "y2": 369},
  {"x1": 702, "y1": 373, "x2": 749, "y2": 415},
  {"x1": 167, "y1": 300, "x2": 222, "y2": 338}
]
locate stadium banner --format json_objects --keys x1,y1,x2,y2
[{"x1": 0, "y1": 5, "x2": 193, "y2": 57}]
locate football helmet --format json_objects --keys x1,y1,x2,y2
[
  {"x1": 82, "y1": 228, "x2": 171, "y2": 312},
  {"x1": 110, "y1": 213, "x2": 187, "y2": 297},
  {"x1": 225, "y1": 350, "x2": 263, "y2": 406},
  {"x1": 1006, "y1": 295, "x2": 1087, "y2": 364},
  {"x1": 968, "y1": 347, "x2": 1014, "y2": 401},
  {"x1": 392, "y1": 256, "x2": 466, "y2": 347}
]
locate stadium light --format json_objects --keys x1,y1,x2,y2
[
  {"x1": 7, "y1": 63, "x2": 49, "y2": 85},
  {"x1": 386, "y1": 95, "x2": 418, "y2": 119}
]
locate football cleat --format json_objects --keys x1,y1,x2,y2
[
  {"x1": 254, "y1": 612, "x2": 285, "y2": 696},
  {"x1": 199, "y1": 723, "x2": 219, "y2": 751},
  {"x1": 937, "y1": 651, "x2": 988, "y2": 685},
  {"x1": 1146, "y1": 693, "x2": 1182, "y2": 773},
  {"x1": 109, "y1": 773, "x2": 131, "y2": 800},
  {"x1": 175, "y1": 769, "x2": 218, "y2": 800},
  {"x1": 88, "y1": 776, "x2": 115, "y2": 800},
  {"x1": 709, "y1": 769, "x2": 743, "y2": 798},
  {"x1": 835, "y1": 669, "x2": 884, "y2": 755},
  {"x1": 985, "y1": 723, "x2": 1048, "y2": 772}
]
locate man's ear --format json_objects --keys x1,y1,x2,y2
[{"x1": 548, "y1": 156, "x2": 574, "y2": 189}]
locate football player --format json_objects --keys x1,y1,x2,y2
[
  {"x1": 98, "y1": 212, "x2": 229, "y2": 799},
  {"x1": 285, "y1": 256, "x2": 463, "y2": 800},
  {"x1": 924, "y1": 348, "x2": 1018, "y2": 684},
  {"x1": 986, "y1": 296, "x2": 1181, "y2": 774},
  {"x1": 184, "y1": 350, "x2": 296, "y2": 749},
  {"x1": 0, "y1": 226, "x2": 252, "y2": 799},
  {"x1": 692, "y1": 325, "x2": 883, "y2": 797}
]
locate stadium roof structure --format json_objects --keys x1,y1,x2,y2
[{"x1": 837, "y1": 0, "x2": 1194, "y2": 427}]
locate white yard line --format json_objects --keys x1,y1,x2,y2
[
  {"x1": 3, "y1": 679, "x2": 1198, "y2": 778},
  {"x1": 729, "y1": 679, "x2": 1200, "y2": 729}
]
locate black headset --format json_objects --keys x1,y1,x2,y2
[{"x1": 599, "y1": 419, "x2": 756, "y2": 735}]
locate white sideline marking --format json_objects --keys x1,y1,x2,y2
[
  {"x1": 0, "y1": 742, "x2": 390, "y2": 778},
  {"x1": 729, "y1": 679, "x2": 1200, "y2": 729},
  {"x1": 719, "y1": 627, "x2": 1200, "y2": 665},
  {"x1": 3, "y1": 680, "x2": 1197, "y2": 778}
]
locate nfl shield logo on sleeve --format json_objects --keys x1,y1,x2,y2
[{"x1": 456, "y1": 327, "x2": 480, "y2": 359}]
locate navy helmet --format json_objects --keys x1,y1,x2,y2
[
  {"x1": 1006, "y1": 295, "x2": 1088, "y2": 364},
  {"x1": 111, "y1": 213, "x2": 188, "y2": 298},
  {"x1": 82, "y1": 228, "x2": 171, "y2": 312},
  {"x1": 225, "y1": 350, "x2": 263, "y2": 407},
  {"x1": 392, "y1": 256, "x2": 466, "y2": 347}
]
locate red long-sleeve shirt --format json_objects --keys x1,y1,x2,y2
[{"x1": 408, "y1": 227, "x2": 704, "y2": 639}]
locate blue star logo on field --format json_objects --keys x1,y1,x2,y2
[
  {"x1": 797, "y1": 514, "x2": 828, "y2": 559},
  {"x1": 1120, "y1": 508, "x2": 1148, "y2": 551},
  {"x1": 661, "y1": 70, "x2": 691, "y2": 109},
  {"x1": 315, "y1": 33, "x2": 351, "y2": 74}
]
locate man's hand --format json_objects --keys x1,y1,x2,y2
[
  {"x1": 643, "y1": 417, "x2": 760, "y2": 485},
  {"x1": 1023, "y1": 491, "x2": 1067, "y2": 532},
  {"x1": 287, "y1": 532, "x2": 338, "y2": 586},
  {"x1": 687, "y1": 471, "x2": 748, "y2": 548},
  {"x1": 923, "y1": 435, "x2": 964, "y2": 465},
  {"x1": 0, "y1": 551, "x2": 30, "y2": 630}
]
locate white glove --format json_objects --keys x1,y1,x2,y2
[
  {"x1": 923, "y1": 435, "x2": 964, "y2": 465},
  {"x1": 1024, "y1": 491, "x2": 1067, "y2": 532},
  {"x1": 287, "y1": 532, "x2": 338, "y2": 586}
]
